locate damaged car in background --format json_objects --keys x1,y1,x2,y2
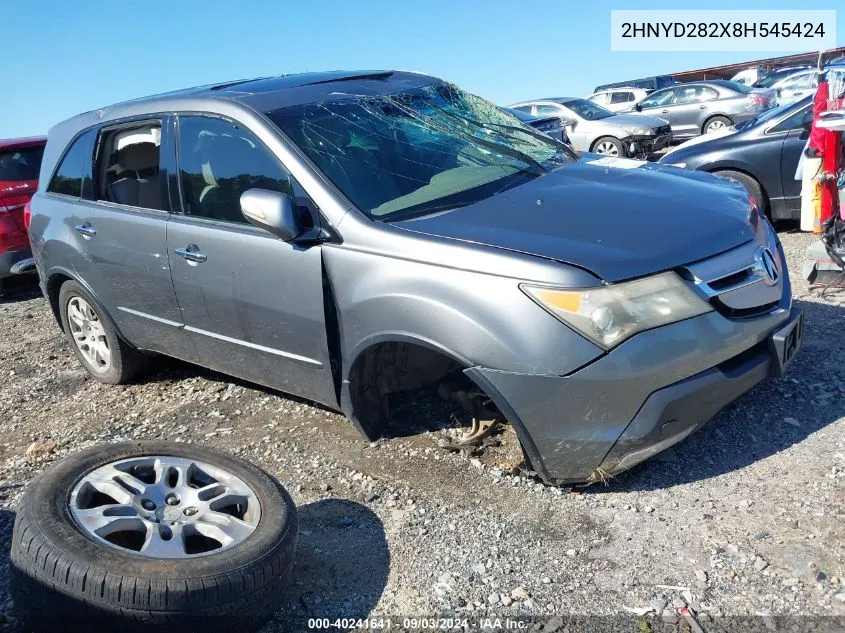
[
  {"x1": 30, "y1": 70, "x2": 801, "y2": 486},
  {"x1": 508, "y1": 97, "x2": 671, "y2": 158},
  {"x1": 502, "y1": 107, "x2": 570, "y2": 145}
]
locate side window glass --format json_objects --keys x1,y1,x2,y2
[
  {"x1": 590, "y1": 93, "x2": 608, "y2": 105},
  {"x1": 639, "y1": 89, "x2": 675, "y2": 108},
  {"x1": 769, "y1": 105, "x2": 812, "y2": 133},
  {"x1": 47, "y1": 130, "x2": 95, "y2": 197},
  {"x1": 177, "y1": 116, "x2": 293, "y2": 225},
  {"x1": 95, "y1": 123, "x2": 163, "y2": 210},
  {"x1": 676, "y1": 87, "x2": 715, "y2": 104},
  {"x1": 534, "y1": 104, "x2": 563, "y2": 117},
  {"x1": 610, "y1": 92, "x2": 631, "y2": 104}
]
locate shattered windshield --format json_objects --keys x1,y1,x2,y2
[{"x1": 269, "y1": 83, "x2": 576, "y2": 220}]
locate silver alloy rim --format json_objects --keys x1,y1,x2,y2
[
  {"x1": 706, "y1": 119, "x2": 726, "y2": 132},
  {"x1": 69, "y1": 456, "x2": 261, "y2": 558},
  {"x1": 595, "y1": 141, "x2": 620, "y2": 156},
  {"x1": 66, "y1": 296, "x2": 111, "y2": 373}
]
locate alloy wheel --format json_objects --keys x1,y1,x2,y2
[
  {"x1": 595, "y1": 140, "x2": 620, "y2": 156},
  {"x1": 69, "y1": 455, "x2": 261, "y2": 558},
  {"x1": 66, "y1": 296, "x2": 111, "y2": 373}
]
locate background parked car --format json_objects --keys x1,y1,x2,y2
[
  {"x1": 586, "y1": 88, "x2": 649, "y2": 113},
  {"x1": 634, "y1": 80, "x2": 776, "y2": 138},
  {"x1": 752, "y1": 66, "x2": 813, "y2": 90},
  {"x1": 0, "y1": 136, "x2": 46, "y2": 291},
  {"x1": 508, "y1": 97, "x2": 671, "y2": 157},
  {"x1": 593, "y1": 75, "x2": 676, "y2": 93},
  {"x1": 764, "y1": 64, "x2": 845, "y2": 105},
  {"x1": 730, "y1": 66, "x2": 766, "y2": 86},
  {"x1": 502, "y1": 107, "x2": 570, "y2": 144},
  {"x1": 658, "y1": 95, "x2": 813, "y2": 221}
]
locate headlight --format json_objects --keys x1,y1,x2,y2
[
  {"x1": 521, "y1": 272, "x2": 713, "y2": 349},
  {"x1": 623, "y1": 126, "x2": 655, "y2": 136},
  {"x1": 668, "y1": 162, "x2": 686, "y2": 168}
]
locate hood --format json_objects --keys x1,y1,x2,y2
[
  {"x1": 393, "y1": 157, "x2": 754, "y2": 282},
  {"x1": 603, "y1": 113, "x2": 668, "y2": 129}
]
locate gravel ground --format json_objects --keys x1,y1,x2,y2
[{"x1": 0, "y1": 230, "x2": 843, "y2": 632}]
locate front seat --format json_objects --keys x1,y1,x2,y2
[{"x1": 109, "y1": 142, "x2": 161, "y2": 209}]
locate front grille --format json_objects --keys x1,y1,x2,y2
[{"x1": 680, "y1": 240, "x2": 784, "y2": 319}]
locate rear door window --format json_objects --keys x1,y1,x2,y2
[
  {"x1": 0, "y1": 146, "x2": 44, "y2": 182},
  {"x1": 95, "y1": 122, "x2": 165, "y2": 211},
  {"x1": 675, "y1": 86, "x2": 718, "y2": 104},
  {"x1": 610, "y1": 92, "x2": 633, "y2": 104},
  {"x1": 47, "y1": 130, "x2": 96, "y2": 198}
]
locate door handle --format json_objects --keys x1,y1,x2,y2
[
  {"x1": 174, "y1": 245, "x2": 207, "y2": 264},
  {"x1": 74, "y1": 223, "x2": 96, "y2": 238},
  {"x1": 660, "y1": 109, "x2": 670, "y2": 113},
  {"x1": 699, "y1": 105, "x2": 707, "y2": 109}
]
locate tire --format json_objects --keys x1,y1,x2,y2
[
  {"x1": 9, "y1": 441, "x2": 298, "y2": 633},
  {"x1": 591, "y1": 136, "x2": 625, "y2": 157},
  {"x1": 58, "y1": 280, "x2": 147, "y2": 384},
  {"x1": 712, "y1": 169, "x2": 766, "y2": 212},
  {"x1": 703, "y1": 115, "x2": 731, "y2": 134}
]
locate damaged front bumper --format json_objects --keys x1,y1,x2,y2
[
  {"x1": 623, "y1": 133, "x2": 672, "y2": 157},
  {"x1": 465, "y1": 293, "x2": 794, "y2": 485}
]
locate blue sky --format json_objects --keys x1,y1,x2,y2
[{"x1": 3, "y1": 1, "x2": 842, "y2": 138}]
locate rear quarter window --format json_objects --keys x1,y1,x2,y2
[
  {"x1": 0, "y1": 145, "x2": 44, "y2": 182},
  {"x1": 47, "y1": 130, "x2": 96, "y2": 197}
]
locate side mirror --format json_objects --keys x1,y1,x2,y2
[
  {"x1": 635, "y1": 103, "x2": 643, "y2": 112},
  {"x1": 560, "y1": 117, "x2": 577, "y2": 128},
  {"x1": 240, "y1": 188, "x2": 301, "y2": 242}
]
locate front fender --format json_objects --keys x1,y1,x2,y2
[{"x1": 324, "y1": 247, "x2": 603, "y2": 380}]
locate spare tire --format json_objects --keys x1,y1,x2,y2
[{"x1": 9, "y1": 441, "x2": 297, "y2": 632}]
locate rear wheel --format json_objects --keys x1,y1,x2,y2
[
  {"x1": 58, "y1": 280, "x2": 148, "y2": 383},
  {"x1": 592, "y1": 136, "x2": 625, "y2": 157},
  {"x1": 703, "y1": 115, "x2": 731, "y2": 134},
  {"x1": 712, "y1": 169, "x2": 765, "y2": 212}
]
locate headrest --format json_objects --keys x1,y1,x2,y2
[{"x1": 119, "y1": 142, "x2": 158, "y2": 171}]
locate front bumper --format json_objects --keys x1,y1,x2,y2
[
  {"x1": 466, "y1": 290, "x2": 794, "y2": 485},
  {"x1": 0, "y1": 247, "x2": 34, "y2": 279},
  {"x1": 625, "y1": 133, "x2": 672, "y2": 156}
]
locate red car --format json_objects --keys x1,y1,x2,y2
[{"x1": 0, "y1": 136, "x2": 46, "y2": 290}]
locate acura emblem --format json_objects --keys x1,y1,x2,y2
[{"x1": 754, "y1": 247, "x2": 779, "y2": 286}]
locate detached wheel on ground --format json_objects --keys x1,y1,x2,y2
[
  {"x1": 703, "y1": 115, "x2": 731, "y2": 134},
  {"x1": 10, "y1": 441, "x2": 298, "y2": 633},
  {"x1": 592, "y1": 136, "x2": 625, "y2": 157},
  {"x1": 58, "y1": 280, "x2": 148, "y2": 383}
]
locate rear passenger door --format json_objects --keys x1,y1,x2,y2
[
  {"x1": 52, "y1": 118, "x2": 197, "y2": 361},
  {"x1": 166, "y1": 114, "x2": 335, "y2": 406}
]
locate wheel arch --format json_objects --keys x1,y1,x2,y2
[
  {"x1": 45, "y1": 267, "x2": 125, "y2": 339},
  {"x1": 705, "y1": 166, "x2": 771, "y2": 213}
]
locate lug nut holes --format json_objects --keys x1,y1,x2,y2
[
  {"x1": 141, "y1": 499, "x2": 156, "y2": 511},
  {"x1": 165, "y1": 493, "x2": 180, "y2": 506},
  {"x1": 183, "y1": 507, "x2": 198, "y2": 517}
]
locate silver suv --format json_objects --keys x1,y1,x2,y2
[{"x1": 30, "y1": 71, "x2": 802, "y2": 485}]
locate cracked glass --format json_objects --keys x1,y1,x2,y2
[{"x1": 269, "y1": 83, "x2": 576, "y2": 221}]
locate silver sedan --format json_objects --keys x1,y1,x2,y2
[{"x1": 508, "y1": 97, "x2": 671, "y2": 157}]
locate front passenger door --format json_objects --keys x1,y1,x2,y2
[{"x1": 167, "y1": 114, "x2": 335, "y2": 407}]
